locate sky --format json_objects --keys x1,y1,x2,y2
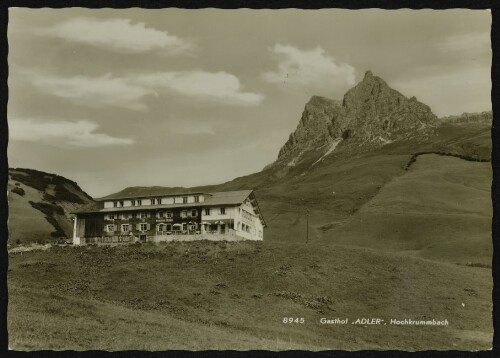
[{"x1": 7, "y1": 8, "x2": 492, "y2": 197}]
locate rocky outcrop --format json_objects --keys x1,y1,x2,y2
[
  {"x1": 441, "y1": 111, "x2": 492, "y2": 125},
  {"x1": 278, "y1": 96, "x2": 342, "y2": 158},
  {"x1": 277, "y1": 71, "x2": 439, "y2": 161}
]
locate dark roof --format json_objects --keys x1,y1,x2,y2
[
  {"x1": 95, "y1": 187, "x2": 205, "y2": 201},
  {"x1": 73, "y1": 190, "x2": 251, "y2": 213},
  {"x1": 205, "y1": 190, "x2": 253, "y2": 206},
  {"x1": 72, "y1": 189, "x2": 266, "y2": 227}
]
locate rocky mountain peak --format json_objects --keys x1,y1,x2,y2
[{"x1": 276, "y1": 71, "x2": 439, "y2": 162}]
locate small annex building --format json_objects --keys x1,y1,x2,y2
[{"x1": 72, "y1": 189, "x2": 266, "y2": 245}]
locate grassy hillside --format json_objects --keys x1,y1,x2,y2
[
  {"x1": 327, "y1": 154, "x2": 492, "y2": 265},
  {"x1": 8, "y1": 168, "x2": 95, "y2": 245},
  {"x1": 8, "y1": 241, "x2": 492, "y2": 350},
  {"x1": 7, "y1": 120, "x2": 493, "y2": 350}
]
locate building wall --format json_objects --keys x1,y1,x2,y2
[
  {"x1": 75, "y1": 194, "x2": 264, "y2": 245},
  {"x1": 201, "y1": 206, "x2": 236, "y2": 221},
  {"x1": 233, "y1": 200, "x2": 264, "y2": 240}
]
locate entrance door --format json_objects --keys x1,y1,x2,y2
[{"x1": 220, "y1": 224, "x2": 225, "y2": 234}]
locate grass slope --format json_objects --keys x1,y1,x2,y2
[
  {"x1": 328, "y1": 154, "x2": 492, "y2": 265},
  {"x1": 7, "y1": 121, "x2": 493, "y2": 350},
  {"x1": 8, "y1": 241, "x2": 492, "y2": 350},
  {"x1": 8, "y1": 183, "x2": 55, "y2": 244},
  {"x1": 8, "y1": 168, "x2": 95, "y2": 244}
]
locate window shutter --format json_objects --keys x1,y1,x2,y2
[
  {"x1": 147, "y1": 223, "x2": 151, "y2": 230},
  {"x1": 136, "y1": 223, "x2": 140, "y2": 231},
  {"x1": 147, "y1": 212, "x2": 151, "y2": 218}
]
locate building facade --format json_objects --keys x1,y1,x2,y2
[{"x1": 72, "y1": 190, "x2": 266, "y2": 245}]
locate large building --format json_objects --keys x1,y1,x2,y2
[{"x1": 72, "y1": 190, "x2": 266, "y2": 245}]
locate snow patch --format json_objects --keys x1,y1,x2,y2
[{"x1": 312, "y1": 138, "x2": 342, "y2": 166}]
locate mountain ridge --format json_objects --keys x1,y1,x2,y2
[
  {"x1": 7, "y1": 71, "x2": 492, "y2": 246},
  {"x1": 276, "y1": 70, "x2": 439, "y2": 163}
]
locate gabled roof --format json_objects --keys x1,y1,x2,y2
[
  {"x1": 204, "y1": 190, "x2": 253, "y2": 206},
  {"x1": 73, "y1": 189, "x2": 266, "y2": 227},
  {"x1": 74, "y1": 190, "x2": 251, "y2": 210},
  {"x1": 95, "y1": 188, "x2": 205, "y2": 201}
]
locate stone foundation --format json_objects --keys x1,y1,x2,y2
[{"x1": 76, "y1": 229, "x2": 262, "y2": 245}]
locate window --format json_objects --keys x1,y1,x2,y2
[
  {"x1": 121, "y1": 213, "x2": 129, "y2": 220},
  {"x1": 151, "y1": 198, "x2": 155, "y2": 205},
  {"x1": 137, "y1": 199, "x2": 142, "y2": 206},
  {"x1": 113, "y1": 201, "x2": 118, "y2": 207},
  {"x1": 157, "y1": 198, "x2": 161, "y2": 205},
  {"x1": 205, "y1": 208, "x2": 210, "y2": 216},
  {"x1": 108, "y1": 214, "x2": 115, "y2": 220},
  {"x1": 131, "y1": 200, "x2": 136, "y2": 206},
  {"x1": 140, "y1": 223, "x2": 148, "y2": 231},
  {"x1": 181, "y1": 210, "x2": 187, "y2": 218},
  {"x1": 166, "y1": 211, "x2": 172, "y2": 218},
  {"x1": 121, "y1": 224, "x2": 129, "y2": 232},
  {"x1": 220, "y1": 207, "x2": 226, "y2": 215},
  {"x1": 189, "y1": 224, "x2": 197, "y2": 231},
  {"x1": 166, "y1": 224, "x2": 172, "y2": 232},
  {"x1": 107, "y1": 224, "x2": 115, "y2": 232},
  {"x1": 182, "y1": 196, "x2": 188, "y2": 204},
  {"x1": 119, "y1": 201, "x2": 124, "y2": 207},
  {"x1": 194, "y1": 195, "x2": 199, "y2": 203},
  {"x1": 157, "y1": 224, "x2": 164, "y2": 232},
  {"x1": 139, "y1": 212, "x2": 147, "y2": 219},
  {"x1": 182, "y1": 223, "x2": 187, "y2": 231},
  {"x1": 191, "y1": 209, "x2": 197, "y2": 217},
  {"x1": 157, "y1": 211, "x2": 164, "y2": 218}
]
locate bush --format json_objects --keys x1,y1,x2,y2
[
  {"x1": 11, "y1": 187, "x2": 25, "y2": 196},
  {"x1": 29, "y1": 201, "x2": 66, "y2": 238}
]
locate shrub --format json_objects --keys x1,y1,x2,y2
[
  {"x1": 11, "y1": 187, "x2": 25, "y2": 196},
  {"x1": 29, "y1": 201, "x2": 66, "y2": 238}
]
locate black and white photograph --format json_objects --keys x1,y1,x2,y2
[{"x1": 5, "y1": 6, "x2": 494, "y2": 351}]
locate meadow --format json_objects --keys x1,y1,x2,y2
[{"x1": 8, "y1": 237, "x2": 492, "y2": 351}]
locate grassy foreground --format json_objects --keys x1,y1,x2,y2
[{"x1": 8, "y1": 240, "x2": 492, "y2": 351}]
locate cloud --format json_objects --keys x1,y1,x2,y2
[
  {"x1": 30, "y1": 72, "x2": 153, "y2": 111},
  {"x1": 133, "y1": 70, "x2": 264, "y2": 106},
  {"x1": 173, "y1": 124, "x2": 216, "y2": 136},
  {"x1": 27, "y1": 70, "x2": 264, "y2": 109},
  {"x1": 263, "y1": 44, "x2": 355, "y2": 92},
  {"x1": 392, "y1": 67, "x2": 491, "y2": 117},
  {"x1": 9, "y1": 118, "x2": 134, "y2": 147},
  {"x1": 436, "y1": 32, "x2": 490, "y2": 52},
  {"x1": 41, "y1": 17, "x2": 196, "y2": 55}
]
